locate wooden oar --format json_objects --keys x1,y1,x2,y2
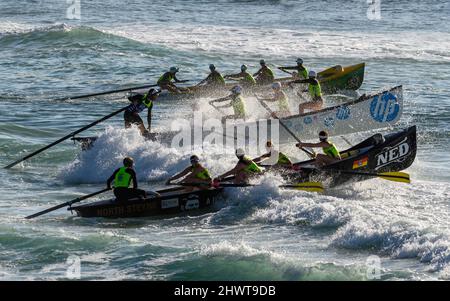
[
  {"x1": 25, "y1": 188, "x2": 111, "y2": 219},
  {"x1": 4, "y1": 106, "x2": 128, "y2": 169},
  {"x1": 53, "y1": 84, "x2": 159, "y2": 102},
  {"x1": 255, "y1": 95, "x2": 316, "y2": 159}
]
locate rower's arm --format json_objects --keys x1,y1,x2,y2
[
  {"x1": 253, "y1": 68, "x2": 262, "y2": 77},
  {"x1": 291, "y1": 79, "x2": 309, "y2": 84},
  {"x1": 225, "y1": 73, "x2": 240, "y2": 79},
  {"x1": 129, "y1": 169, "x2": 138, "y2": 189},
  {"x1": 216, "y1": 102, "x2": 232, "y2": 108},
  {"x1": 296, "y1": 141, "x2": 328, "y2": 148},
  {"x1": 106, "y1": 168, "x2": 119, "y2": 188},
  {"x1": 168, "y1": 167, "x2": 191, "y2": 182},
  {"x1": 252, "y1": 153, "x2": 270, "y2": 163},
  {"x1": 217, "y1": 164, "x2": 240, "y2": 180},
  {"x1": 147, "y1": 106, "x2": 152, "y2": 130},
  {"x1": 173, "y1": 75, "x2": 181, "y2": 83},
  {"x1": 279, "y1": 66, "x2": 297, "y2": 70},
  {"x1": 197, "y1": 75, "x2": 209, "y2": 86}
]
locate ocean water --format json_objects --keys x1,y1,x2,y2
[{"x1": 0, "y1": 0, "x2": 449, "y2": 280}]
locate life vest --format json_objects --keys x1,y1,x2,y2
[
  {"x1": 241, "y1": 72, "x2": 256, "y2": 85},
  {"x1": 322, "y1": 142, "x2": 341, "y2": 159},
  {"x1": 242, "y1": 156, "x2": 262, "y2": 174},
  {"x1": 231, "y1": 95, "x2": 246, "y2": 118},
  {"x1": 157, "y1": 72, "x2": 174, "y2": 85},
  {"x1": 277, "y1": 152, "x2": 292, "y2": 164},
  {"x1": 142, "y1": 93, "x2": 153, "y2": 109},
  {"x1": 308, "y1": 79, "x2": 322, "y2": 99},
  {"x1": 192, "y1": 166, "x2": 211, "y2": 180},
  {"x1": 209, "y1": 71, "x2": 225, "y2": 85},
  {"x1": 126, "y1": 93, "x2": 152, "y2": 113},
  {"x1": 298, "y1": 66, "x2": 308, "y2": 79},
  {"x1": 275, "y1": 91, "x2": 290, "y2": 112},
  {"x1": 114, "y1": 167, "x2": 132, "y2": 188},
  {"x1": 260, "y1": 67, "x2": 275, "y2": 80}
]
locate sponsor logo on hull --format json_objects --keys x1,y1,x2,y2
[
  {"x1": 375, "y1": 137, "x2": 410, "y2": 170},
  {"x1": 370, "y1": 92, "x2": 400, "y2": 122},
  {"x1": 161, "y1": 199, "x2": 179, "y2": 209},
  {"x1": 184, "y1": 198, "x2": 200, "y2": 210},
  {"x1": 336, "y1": 105, "x2": 351, "y2": 120}
]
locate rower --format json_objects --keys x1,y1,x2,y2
[
  {"x1": 215, "y1": 148, "x2": 263, "y2": 184},
  {"x1": 157, "y1": 67, "x2": 185, "y2": 93},
  {"x1": 107, "y1": 157, "x2": 149, "y2": 202},
  {"x1": 279, "y1": 58, "x2": 309, "y2": 79},
  {"x1": 257, "y1": 82, "x2": 291, "y2": 117},
  {"x1": 209, "y1": 85, "x2": 246, "y2": 123},
  {"x1": 224, "y1": 64, "x2": 256, "y2": 88},
  {"x1": 253, "y1": 140, "x2": 293, "y2": 169},
  {"x1": 290, "y1": 70, "x2": 324, "y2": 114},
  {"x1": 295, "y1": 131, "x2": 341, "y2": 167},
  {"x1": 166, "y1": 155, "x2": 213, "y2": 191},
  {"x1": 196, "y1": 64, "x2": 226, "y2": 90},
  {"x1": 253, "y1": 59, "x2": 275, "y2": 85},
  {"x1": 125, "y1": 88, "x2": 161, "y2": 137}
]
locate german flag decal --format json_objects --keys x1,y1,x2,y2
[{"x1": 352, "y1": 156, "x2": 368, "y2": 169}]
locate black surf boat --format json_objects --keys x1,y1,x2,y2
[
  {"x1": 286, "y1": 126, "x2": 417, "y2": 188},
  {"x1": 69, "y1": 186, "x2": 223, "y2": 218}
]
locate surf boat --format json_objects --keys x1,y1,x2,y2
[
  {"x1": 69, "y1": 186, "x2": 223, "y2": 218},
  {"x1": 73, "y1": 85, "x2": 403, "y2": 150},
  {"x1": 285, "y1": 125, "x2": 417, "y2": 188},
  {"x1": 154, "y1": 63, "x2": 365, "y2": 101}
]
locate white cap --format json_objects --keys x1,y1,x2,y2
[
  {"x1": 241, "y1": 64, "x2": 247, "y2": 71},
  {"x1": 231, "y1": 85, "x2": 242, "y2": 94},
  {"x1": 308, "y1": 70, "x2": 317, "y2": 78},
  {"x1": 272, "y1": 82, "x2": 282, "y2": 89},
  {"x1": 235, "y1": 148, "x2": 245, "y2": 157}
]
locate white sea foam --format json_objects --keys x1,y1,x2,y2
[
  {"x1": 59, "y1": 125, "x2": 246, "y2": 184},
  {"x1": 106, "y1": 24, "x2": 450, "y2": 63}
]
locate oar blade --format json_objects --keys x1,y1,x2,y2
[
  {"x1": 281, "y1": 182, "x2": 324, "y2": 193},
  {"x1": 378, "y1": 171, "x2": 410, "y2": 183}
]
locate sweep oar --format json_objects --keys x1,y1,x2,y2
[
  {"x1": 255, "y1": 95, "x2": 315, "y2": 159},
  {"x1": 25, "y1": 188, "x2": 111, "y2": 219},
  {"x1": 333, "y1": 170, "x2": 411, "y2": 183},
  {"x1": 4, "y1": 106, "x2": 128, "y2": 169},
  {"x1": 52, "y1": 84, "x2": 159, "y2": 102}
]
